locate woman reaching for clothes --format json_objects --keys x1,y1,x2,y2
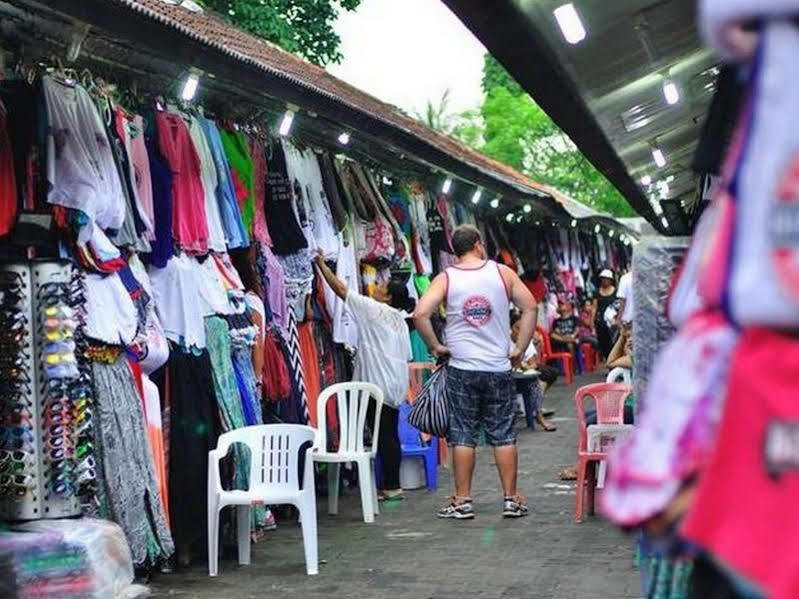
[{"x1": 313, "y1": 252, "x2": 415, "y2": 501}]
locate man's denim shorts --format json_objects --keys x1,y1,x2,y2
[{"x1": 446, "y1": 366, "x2": 517, "y2": 448}]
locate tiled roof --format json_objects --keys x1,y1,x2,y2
[{"x1": 110, "y1": 0, "x2": 558, "y2": 201}]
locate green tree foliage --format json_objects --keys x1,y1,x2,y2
[
  {"x1": 201, "y1": 0, "x2": 361, "y2": 66},
  {"x1": 452, "y1": 55, "x2": 634, "y2": 217}
]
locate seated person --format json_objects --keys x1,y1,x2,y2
[
  {"x1": 551, "y1": 300, "x2": 584, "y2": 372},
  {"x1": 606, "y1": 321, "x2": 633, "y2": 372},
  {"x1": 578, "y1": 299, "x2": 599, "y2": 349},
  {"x1": 560, "y1": 324, "x2": 634, "y2": 481},
  {"x1": 511, "y1": 312, "x2": 556, "y2": 432}
]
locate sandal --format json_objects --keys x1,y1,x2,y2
[
  {"x1": 537, "y1": 414, "x2": 557, "y2": 432},
  {"x1": 559, "y1": 467, "x2": 577, "y2": 481},
  {"x1": 378, "y1": 489, "x2": 405, "y2": 502}
]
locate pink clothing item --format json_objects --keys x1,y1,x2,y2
[
  {"x1": 601, "y1": 311, "x2": 737, "y2": 526},
  {"x1": 681, "y1": 327, "x2": 799, "y2": 599},
  {"x1": 248, "y1": 135, "x2": 273, "y2": 247},
  {"x1": 129, "y1": 115, "x2": 156, "y2": 240},
  {"x1": 262, "y1": 244, "x2": 287, "y2": 332},
  {"x1": 155, "y1": 111, "x2": 208, "y2": 254}
]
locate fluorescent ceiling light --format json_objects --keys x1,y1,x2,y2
[
  {"x1": 666, "y1": 175, "x2": 675, "y2": 183},
  {"x1": 663, "y1": 79, "x2": 680, "y2": 105},
  {"x1": 608, "y1": 229, "x2": 615, "y2": 237},
  {"x1": 471, "y1": 189, "x2": 482, "y2": 204},
  {"x1": 523, "y1": 204, "x2": 532, "y2": 213},
  {"x1": 571, "y1": 219, "x2": 577, "y2": 228},
  {"x1": 505, "y1": 213, "x2": 514, "y2": 223},
  {"x1": 337, "y1": 132, "x2": 350, "y2": 145},
  {"x1": 661, "y1": 216, "x2": 670, "y2": 229},
  {"x1": 594, "y1": 224, "x2": 601, "y2": 234},
  {"x1": 652, "y1": 148, "x2": 667, "y2": 168},
  {"x1": 554, "y1": 3, "x2": 586, "y2": 45},
  {"x1": 641, "y1": 175, "x2": 652, "y2": 186},
  {"x1": 180, "y1": 70, "x2": 200, "y2": 101},
  {"x1": 442, "y1": 178, "x2": 453, "y2": 194},
  {"x1": 278, "y1": 110, "x2": 295, "y2": 137},
  {"x1": 490, "y1": 198, "x2": 500, "y2": 209}
]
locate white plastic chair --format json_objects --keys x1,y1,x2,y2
[
  {"x1": 207, "y1": 424, "x2": 318, "y2": 577},
  {"x1": 606, "y1": 367, "x2": 632, "y2": 385},
  {"x1": 313, "y1": 382, "x2": 384, "y2": 523}
]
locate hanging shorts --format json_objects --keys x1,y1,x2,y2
[{"x1": 446, "y1": 366, "x2": 516, "y2": 448}]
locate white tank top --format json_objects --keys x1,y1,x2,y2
[{"x1": 444, "y1": 260, "x2": 511, "y2": 372}]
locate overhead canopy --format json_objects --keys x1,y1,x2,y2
[
  {"x1": 0, "y1": 0, "x2": 558, "y2": 220},
  {"x1": 442, "y1": 0, "x2": 717, "y2": 234}
]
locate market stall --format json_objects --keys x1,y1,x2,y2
[{"x1": 0, "y1": 0, "x2": 633, "y2": 593}]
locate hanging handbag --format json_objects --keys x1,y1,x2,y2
[{"x1": 408, "y1": 362, "x2": 449, "y2": 438}]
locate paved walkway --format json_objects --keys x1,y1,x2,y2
[{"x1": 150, "y1": 374, "x2": 640, "y2": 599}]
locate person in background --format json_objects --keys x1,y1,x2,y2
[
  {"x1": 578, "y1": 299, "x2": 598, "y2": 348},
  {"x1": 414, "y1": 224, "x2": 537, "y2": 520},
  {"x1": 511, "y1": 312, "x2": 556, "y2": 432},
  {"x1": 607, "y1": 321, "x2": 634, "y2": 373},
  {"x1": 313, "y1": 252, "x2": 414, "y2": 502},
  {"x1": 560, "y1": 323, "x2": 635, "y2": 481},
  {"x1": 592, "y1": 269, "x2": 617, "y2": 360},
  {"x1": 616, "y1": 269, "x2": 634, "y2": 326},
  {"x1": 550, "y1": 299, "x2": 581, "y2": 370}
]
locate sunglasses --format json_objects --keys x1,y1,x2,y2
[
  {"x1": 0, "y1": 448, "x2": 34, "y2": 462},
  {"x1": 43, "y1": 363, "x2": 80, "y2": 380},
  {"x1": 0, "y1": 290, "x2": 25, "y2": 305},
  {"x1": 75, "y1": 468, "x2": 96, "y2": 486},
  {"x1": 42, "y1": 435, "x2": 72, "y2": 451},
  {"x1": 0, "y1": 272, "x2": 25, "y2": 286},
  {"x1": 39, "y1": 292, "x2": 82, "y2": 308},
  {"x1": 0, "y1": 404, "x2": 32, "y2": 419},
  {"x1": 0, "y1": 367, "x2": 31, "y2": 383},
  {"x1": 49, "y1": 480, "x2": 73, "y2": 496},
  {"x1": 0, "y1": 426, "x2": 32, "y2": 441},
  {"x1": 48, "y1": 469, "x2": 73, "y2": 485},
  {"x1": 75, "y1": 441, "x2": 93, "y2": 460},
  {"x1": 0, "y1": 330, "x2": 27, "y2": 344},
  {"x1": 0, "y1": 473, "x2": 35, "y2": 489},
  {"x1": 0, "y1": 458, "x2": 33, "y2": 474},
  {"x1": 43, "y1": 352, "x2": 77, "y2": 366},
  {"x1": 0, "y1": 381, "x2": 32, "y2": 395},
  {"x1": 1, "y1": 437, "x2": 34, "y2": 452},
  {"x1": 46, "y1": 446, "x2": 70, "y2": 461}
]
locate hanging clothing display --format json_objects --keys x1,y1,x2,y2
[
  {"x1": 248, "y1": 135, "x2": 273, "y2": 247},
  {"x1": 0, "y1": 50, "x2": 635, "y2": 585},
  {"x1": 92, "y1": 357, "x2": 173, "y2": 566},
  {"x1": 199, "y1": 117, "x2": 249, "y2": 249},
  {"x1": 0, "y1": 98, "x2": 18, "y2": 236},
  {"x1": 154, "y1": 110, "x2": 208, "y2": 254},
  {"x1": 264, "y1": 140, "x2": 308, "y2": 255},
  {"x1": 186, "y1": 114, "x2": 226, "y2": 252},
  {"x1": 219, "y1": 127, "x2": 255, "y2": 238}
]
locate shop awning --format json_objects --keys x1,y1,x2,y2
[
  {"x1": 1, "y1": 0, "x2": 636, "y2": 235},
  {"x1": 441, "y1": 0, "x2": 716, "y2": 235}
]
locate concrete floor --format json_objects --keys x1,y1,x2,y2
[{"x1": 149, "y1": 374, "x2": 640, "y2": 599}]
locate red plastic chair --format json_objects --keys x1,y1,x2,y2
[
  {"x1": 406, "y1": 362, "x2": 448, "y2": 466},
  {"x1": 573, "y1": 382, "x2": 632, "y2": 523},
  {"x1": 537, "y1": 327, "x2": 574, "y2": 385}
]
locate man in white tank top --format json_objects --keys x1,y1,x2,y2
[{"x1": 414, "y1": 225, "x2": 537, "y2": 519}]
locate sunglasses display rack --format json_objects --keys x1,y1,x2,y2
[{"x1": 0, "y1": 261, "x2": 81, "y2": 520}]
